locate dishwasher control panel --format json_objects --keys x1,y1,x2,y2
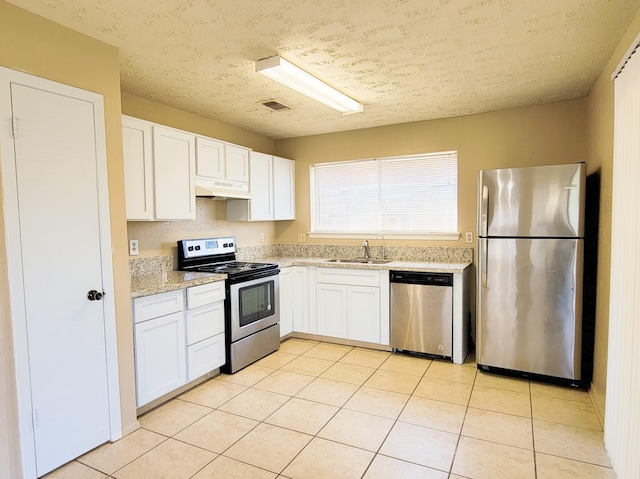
[{"x1": 390, "y1": 271, "x2": 453, "y2": 286}]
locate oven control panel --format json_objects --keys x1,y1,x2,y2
[{"x1": 180, "y1": 236, "x2": 236, "y2": 259}]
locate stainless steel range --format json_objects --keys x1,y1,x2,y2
[{"x1": 177, "y1": 237, "x2": 280, "y2": 373}]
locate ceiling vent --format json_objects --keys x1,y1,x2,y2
[{"x1": 261, "y1": 100, "x2": 290, "y2": 111}]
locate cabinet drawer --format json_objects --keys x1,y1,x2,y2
[
  {"x1": 186, "y1": 281, "x2": 225, "y2": 309},
  {"x1": 187, "y1": 333, "x2": 226, "y2": 381},
  {"x1": 316, "y1": 267, "x2": 380, "y2": 287},
  {"x1": 133, "y1": 289, "x2": 184, "y2": 324},
  {"x1": 185, "y1": 301, "x2": 225, "y2": 345}
]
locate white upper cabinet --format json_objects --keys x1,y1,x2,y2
[
  {"x1": 153, "y1": 126, "x2": 196, "y2": 220},
  {"x1": 122, "y1": 117, "x2": 154, "y2": 220},
  {"x1": 122, "y1": 116, "x2": 196, "y2": 221},
  {"x1": 226, "y1": 152, "x2": 296, "y2": 221},
  {"x1": 273, "y1": 155, "x2": 296, "y2": 220},
  {"x1": 225, "y1": 144, "x2": 250, "y2": 183},
  {"x1": 195, "y1": 137, "x2": 225, "y2": 179},
  {"x1": 194, "y1": 137, "x2": 251, "y2": 198}
]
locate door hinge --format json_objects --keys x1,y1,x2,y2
[
  {"x1": 32, "y1": 409, "x2": 37, "y2": 427},
  {"x1": 11, "y1": 118, "x2": 18, "y2": 138}
]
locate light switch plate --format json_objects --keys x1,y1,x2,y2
[
  {"x1": 129, "y1": 239, "x2": 139, "y2": 256},
  {"x1": 297, "y1": 233, "x2": 306, "y2": 242}
]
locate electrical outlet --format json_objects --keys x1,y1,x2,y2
[
  {"x1": 297, "y1": 233, "x2": 306, "y2": 242},
  {"x1": 129, "y1": 239, "x2": 139, "y2": 256},
  {"x1": 260, "y1": 233, "x2": 265, "y2": 242},
  {"x1": 465, "y1": 232, "x2": 473, "y2": 243}
]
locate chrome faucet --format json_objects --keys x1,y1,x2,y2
[{"x1": 362, "y1": 240, "x2": 370, "y2": 259}]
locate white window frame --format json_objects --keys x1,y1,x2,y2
[{"x1": 309, "y1": 151, "x2": 459, "y2": 240}]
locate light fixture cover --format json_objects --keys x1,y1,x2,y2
[{"x1": 256, "y1": 56, "x2": 363, "y2": 114}]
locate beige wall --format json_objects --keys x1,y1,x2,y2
[
  {"x1": 121, "y1": 93, "x2": 280, "y2": 257},
  {"x1": 0, "y1": 2, "x2": 136, "y2": 477},
  {"x1": 585, "y1": 8, "x2": 640, "y2": 421},
  {"x1": 275, "y1": 100, "x2": 587, "y2": 247}
]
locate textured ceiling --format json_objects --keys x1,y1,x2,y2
[{"x1": 9, "y1": 0, "x2": 640, "y2": 139}]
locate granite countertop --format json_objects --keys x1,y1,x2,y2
[
  {"x1": 130, "y1": 270, "x2": 226, "y2": 299},
  {"x1": 262, "y1": 257, "x2": 472, "y2": 273},
  {"x1": 130, "y1": 249, "x2": 472, "y2": 299}
]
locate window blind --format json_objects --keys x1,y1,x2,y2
[{"x1": 310, "y1": 151, "x2": 458, "y2": 234}]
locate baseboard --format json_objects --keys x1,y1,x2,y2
[
  {"x1": 120, "y1": 420, "x2": 141, "y2": 438},
  {"x1": 589, "y1": 381, "x2": 606, "y2": 429}
]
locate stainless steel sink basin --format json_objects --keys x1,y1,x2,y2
[{"x1": 326, "y1": 258, "x2": 392, "y2": 265}]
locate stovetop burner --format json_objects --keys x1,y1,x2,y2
[
  {"x1": 194, "y1": 261, "x2": 276, "y2": 275},
  {"x1": 177, "y1": 237, "x2": 278, "y2": 280}
]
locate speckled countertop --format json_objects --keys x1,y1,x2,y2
[
  {"x1": 260, "y1": 257, "x2": 471, "y2": 273},
  {"x1": 130, "y1": 245, "x2": 473, "y2": 298},
  {"x1": 130, "y1": 271, "x2": 226, "y2": 299},
  {"x1": 129, "y1": 255, "x2": 226, "y2": 299}
]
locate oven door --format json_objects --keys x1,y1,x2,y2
[{"x1": 229, "y1": 273, "x2": 279, "y2": 342}]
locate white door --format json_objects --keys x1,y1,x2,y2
[{"x1": 2, "y1": 75, "x2": 115, "y2": 476}]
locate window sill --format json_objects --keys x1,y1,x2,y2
[{"x1": 307, "y1": 232, "x2": 461, "y2": 241}]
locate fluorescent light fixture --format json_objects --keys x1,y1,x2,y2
[{"x1": 256, "y1": 55, "x2": 363, "y2": 114}]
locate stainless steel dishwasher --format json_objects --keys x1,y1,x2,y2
[{"x1": 390, "y1": 270, "x2": 453, "y2": 358}]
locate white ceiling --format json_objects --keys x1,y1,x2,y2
[{"x1": 9, "y1": 0, "x2": 640, "y2": 139}]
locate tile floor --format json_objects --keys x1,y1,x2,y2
[{"x1": 46, "y1": 338, "x2": 615, "y2": 479}]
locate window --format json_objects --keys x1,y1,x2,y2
[{"x1": 310, "y1": 151, "x2": 458, "y2": 238}]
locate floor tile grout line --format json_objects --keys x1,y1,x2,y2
[{"x1": 126, "y1": 339, "x2": 607, "y2": 479}]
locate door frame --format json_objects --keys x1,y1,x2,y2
[{"x1": 0, "y1": 67, "x2": 122, "y2": 478}]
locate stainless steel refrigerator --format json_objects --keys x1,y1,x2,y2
[{"x1": 477, "y1": 163, "x2": 586, "y2": 381}]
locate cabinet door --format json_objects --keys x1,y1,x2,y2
[
  {"x1": 226, "y1": 144, "x2": 250, "y2": 182},
  {"x1": 187, "y1": 333, "x2": 226, "y2": 381},
  {"x1": 134, "y1": 311, "x2": 186, "y2": 407},
  {"x1": 248, "y1": 151, "x2": 274, "y2": 220},
  {"x1": 279, "y1": 268, "x2": 293, "y2": 337},
  {"x1": 153, "y1": 126, "x2": 196, "y2": 220},
  {"x1": 196, "y1": 137, "x2": 225, "y2": 179},
  {"x1": 347, "y1": 286, "x2": 381, "y2": 343},
  {"x1": 273, "y1": 156, "x2": 296, "y2": 220},
  {"x1": 122, "y1": 116, "x2": 154, "y2": 220},
  {"x1": 316, "y1": 283, "x2": 348, "y2": 338},
  {"x1": 292, "y1": 266, "x2": 310, "y2": 333}
]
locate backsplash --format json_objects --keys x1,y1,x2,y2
[
  {"x1": 129, "y1": 254, "x2": 173, "y2": 275},
  {"x1": 237, "y1": 243, "x2": 474, "y2": 263},
  {"x1": 130, "y1": 245, "x2": 474, "y2": 274}
]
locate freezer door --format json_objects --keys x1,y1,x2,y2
[
  {"x1": 477, "y1": 237, "x2": 583, "y2": 379},
  {"x1": 478, "y1": 163, "x2": 585, "y2": 238}
]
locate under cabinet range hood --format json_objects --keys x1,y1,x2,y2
[{"x1": 195, "y1": 177, "x2": 252, "y2": 200}]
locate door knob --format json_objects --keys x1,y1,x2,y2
[{"x1": 87, "y1": 290, "x2": 104, "y2": 301}]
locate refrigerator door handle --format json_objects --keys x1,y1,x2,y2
[
  {"x1": 480, "y1": 185, "x2": 489, "y2": 237},
  {"x1": 480, "y1": 237, "x2": 488, "y2": 289}
]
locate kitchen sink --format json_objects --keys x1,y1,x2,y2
[{"x1": 326, "y1": 258, "x2": 392, "y2": 265}]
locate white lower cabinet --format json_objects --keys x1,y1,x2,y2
[
  {"x1": 279, "y1": 267, "x2": 293, "y2": 337},
  {"x1": 347, "y1": 286, "x2": 381, "y2": 343},
  {"x1": 134, "y1": 310, "x2": 187, "y2": 408},
  {"x1": 314, "y1": 267, "x2": 389, "y2": 345},
  {"x1": 292, "y1": 266, "x2": 310, "y2": 333},
  {"x1": 132, "y1": 282, "x2": 226, "y2": 408},
  {"x1": 316, "y1": 284, "x2": 348, "y2": 338},
  {"x1": 185, "y1": 282, "x2": 226, "y2": 382},
  {"x1": 187, "y1": 334, "x2": 225, "y2": 381}
]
